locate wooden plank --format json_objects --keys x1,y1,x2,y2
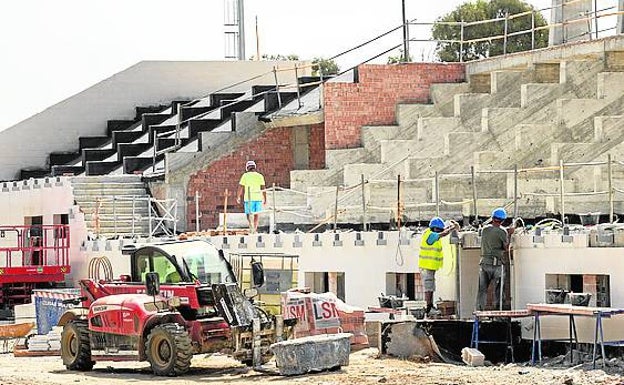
[
  {"x1": 13, "y1": 345, "x2": 60, "y2": 357},
  {"x1": 527, "y1": 303, "x2": 624, "y2": 317},
  {"x1": 474, "y1": 310, "x2": 532, "y2": 318}
]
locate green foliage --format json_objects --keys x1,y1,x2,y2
[
  {"x1": 311, "y1": 57, "x2": 340, "y2": 77},
  {"x1": 432, "y1": 0, "x2": 548, "y2": 62},
  {"x1": 387, "y1": 49, "x2": 413, "y2": 64},
  {"x1": 249, "y1": 53, "x2": 300, "y2": 61}
]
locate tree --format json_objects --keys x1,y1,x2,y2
[
  {"x1": 432, "y1": 0, "x2": 548, "y2": 62},
  {"x1": 311, "y1": 57, "x2": 339, "y2": 77}
]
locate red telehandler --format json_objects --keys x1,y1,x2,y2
[{"x1": 58, "y1": 239, "x2": 292, "y2": 376}]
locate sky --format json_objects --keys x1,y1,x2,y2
[{"x1": 0, "y1": 0, "x2": 555, "y2": 131}]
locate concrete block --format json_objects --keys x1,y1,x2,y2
[
  {"x1": 461, "y1": 347, "x2": 485, "y2": 366},
  {"x1": 271, "y1": 333, "x2": 351, "y2": 376},
  {"x1": 14, "y1": 304, "x2": 35, "y2": 319}
]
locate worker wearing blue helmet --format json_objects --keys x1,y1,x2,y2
[
  {"x1": 419, "y1": 216, "x2": 459, "y2": 316},
  {"x1": 477, "y1": 207, "x2": 515, "y2": 310}
]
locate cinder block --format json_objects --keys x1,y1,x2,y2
[{"x1": 461, "y1": 347, "x2": 485, "y2": 366}]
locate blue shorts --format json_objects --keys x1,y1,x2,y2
[{"x1": 244, "y1": 201, "x2": 262, "y2": 214}]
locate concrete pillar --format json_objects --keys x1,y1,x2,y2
[
  {"x1": 549, "y1": 0, "x2": 592, "y2": 46},
  {"x1": 618, "y1": 0, "x2": 624, "y2": 34},
  {"x1": 328, "y1": 272, "x2": 338, "y2": 295}
]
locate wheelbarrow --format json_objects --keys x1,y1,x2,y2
[{"x1": 0, "y1": 322, "x2": 34, "y2": 353}]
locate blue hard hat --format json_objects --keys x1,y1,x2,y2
[
  {"x1": 492, "y1": 208, "x2": 507, "y2": 220},
  {"x1": 429, "y1": 217, "x2": 445, "y2": 230}
]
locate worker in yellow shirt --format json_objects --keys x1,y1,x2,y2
[{"x1": 236, "y1": 160, "x2": 266, "y2": 234}]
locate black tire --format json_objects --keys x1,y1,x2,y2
[
  {"x1": 61, "y1": 320, "x2": 94, "y2": 371},
  {"x1": 145, "y1": 323, "x2": 193, "y2": 376}
]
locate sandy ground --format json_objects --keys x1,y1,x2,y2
[{"x1": 0, "y1": 349, "x2": 622, "y2": 385}]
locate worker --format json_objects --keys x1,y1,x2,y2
[
  {"x1": 419, "y1": 217, "x2": 459, "y2": 316},
  {"x1": 236, "y1": 160, "x2": 266, "y2": 234},
  {"x1": 477, "y1": 207, "x2": 515, "y2": 311}
]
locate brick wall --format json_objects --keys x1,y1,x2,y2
[
  {"x1": 308, "y1": 123, "x2": 325, "y2": 169},
  {"x1": 323, "y1": 63, "x2": 465, "y2": 150},
  {"x1": 187, "y1": 124, "x2": 325, "y2": 229}
]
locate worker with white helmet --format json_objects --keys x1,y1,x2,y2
[
  {"x1": 419, "y1": 216, "x2": 459, "y2": 316},
  {"x1": 236, "y1": 160, "x2": 266, "y2": 234},
  {"x1": 477, "y1": 207, "x2": 515, "y2": 311}
]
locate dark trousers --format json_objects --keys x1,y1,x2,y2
[{"x1": 477, "y1": 264, "x2": 502, "y2": 311}]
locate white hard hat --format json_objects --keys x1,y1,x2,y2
[{"x1": 245, "y1": 160, "x2": 256, "y2": 170}]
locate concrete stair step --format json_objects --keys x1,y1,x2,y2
[
  {"x1": 417, "y1": 117, "x2": 464, "y2": 139},
  {"x1": 76, "y1": 199, "x2": 150, "y2": 208},
  {"x1": 73, "y1": 188, "x2": 147, "y2": 197},
  {"x1": 429, "y1": 82, "x2": 470, "y2": 117},
  {"x1": 360, "y1": 126, "x2": 403, "y2": 158},
  {"x1": 326, "y1": 148, "x2": 376, "y2": 169},
  {"x1": 594, "y1": 115, "x2": 624, "y2": 143},
  {"x1": 491, "y1": 70, "x2": 528, "y2": 94},
  {"x1": 521, "y1": 83, "x2": 562, "y2": 107},
  {"x1": 71, "y1": 182, "x2": 146, "y2": 190},
  {"x1": 290, "y1": 169, "x2": 341, "y2": 191},
  {"x1": 597, "y1": 72, "x2": 624, "y2": 99},
  {"x1": 343, "y1": 162, "x2": 409, "y2": 187},
  {"x1": 378, "y1": 139, "x2": 449, "y2": 165},
  {"x1": 408, "y1": 157, "x2": 447, "y2": 178},
  {"x1": 396, "y1": 104, "x2": 438, "y2": 126},
  {"x1": 454, "y1": 94, "x2": 491, "y2": 120},
  {"x1": 445, "y1": 132, "x2": 499, "y2": 156},
  {"x1": 71, "y1": 175, "x2": 142, "y2": 184}
]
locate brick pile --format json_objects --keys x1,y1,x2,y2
[{"x1": 282, "y1": 291, "x2": 369, "y2": 348}]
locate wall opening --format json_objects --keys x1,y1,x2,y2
[
  {"x1": 304, "y1": 272, "x2": 345, "y2": 301},
  {"x1": 545, "y1": 273, "x2": 610, "y2": 307},
  {"x1": 385, "y1": 272, "x2": 423, "y2": 300},
  {"x1": 291, "y1": 127, "x2": 310, "y2": 170}
]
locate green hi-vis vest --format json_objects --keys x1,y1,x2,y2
[{"x1": 418, "y1": 228, "x2": 444, "y2": 271}]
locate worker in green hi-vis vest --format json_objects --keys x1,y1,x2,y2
[
  {"x1": 419, "y1": 217, "x2": 459, "y2": 316},
  {"x1": 236, "y1": 160, "x2": 266, "y2": 234}
]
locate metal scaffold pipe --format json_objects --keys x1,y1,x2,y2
[
  {"x1": 560, "y1": 159, "x2": 565, "y2": 224},
  {"x1": 609, "y1": 154, "x2": 614, "y2": 223}
]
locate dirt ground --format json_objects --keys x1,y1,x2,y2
[{"x1": 0, "y1": 348, "x2": 622, "y2": 385}]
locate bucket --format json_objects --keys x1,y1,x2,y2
[
  {"x1": 545, "y1": 289, "x2": 569, "y2": 304},
  {"x1": 566, "y1": 292, "x2": 591, "y2": 307},
  {"x1": 378, "y1": 296, "x2": 404, "y2": 309}
]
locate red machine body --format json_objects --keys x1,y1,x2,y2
[{"x1": 0, "y1": 225, "x2": 71, "y2": 307}]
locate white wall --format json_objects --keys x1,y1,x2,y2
[
  {"x1": 514, "y1": 233, "x2": 624, "y2": 342},
  {"x1": 80, "y1": 231, "x2": 459, "y2": 310},
  {"x1": 0, "y1": 60, "x2": 310, "y2": 181}
]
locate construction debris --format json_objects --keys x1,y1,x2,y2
[{"x1": 385, "y1": 322, "x2": 442, "y2": 360}]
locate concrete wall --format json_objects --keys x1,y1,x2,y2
[
  {"x1": 548, "y1": 0, "x2": 592, "y2": 46},
  {"x1": 185, "y1": 123, "x2": 325, "y2": 229},
  {"x1": 0, "y1": 60, "x2": 307, "y2": 181},
  {"x1": 0, "y1": 176, "x2": 88, "y2": 285},
  {"x1": 323, "y1": 63, "x2": 465, "y2": 150}
]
